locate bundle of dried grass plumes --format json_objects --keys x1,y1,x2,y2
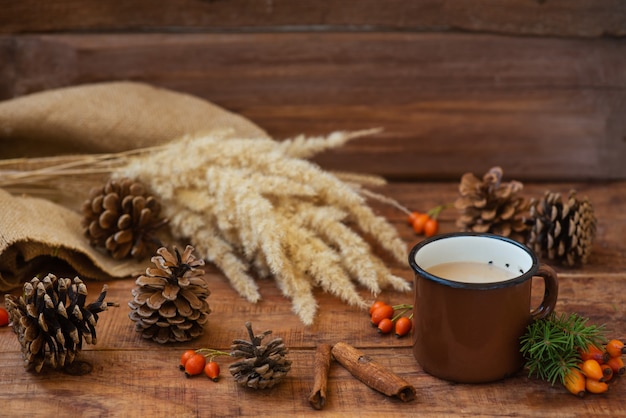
[
  {"x1": 0, "y1": 130, "x2": 410, "y2": 325},
  {"x1": 118, "y1": 130, "x2": 409, "y2": 325}
]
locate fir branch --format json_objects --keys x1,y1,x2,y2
[{"x1": 520, "y1": 312, "x2": 606, "y2": 385}]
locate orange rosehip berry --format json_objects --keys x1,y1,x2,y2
[
  {"x1": 394, "y1": 316, "x2": 412, "y2": 338},
  {"x1": 0, "y1": 307, "x2": 9, "y2": 327},
  {"x1": 184, "y1": 353, "x2": 207, "y2": 377},
  {"x1": 579, "y1": 344, "x2": 609, "y2": 364},
  {"x1": 585, "y1": 379, "x2": 609, "y2": 394},
  {"x1": 606, "y1": 356, "x2": 625, "y2": 376},
  {"x1": 423, "y1": 218, "x2": 439, "y2": 237},
  {"x1": 411, "y1": 213, "x2": 430, "y2": 235},
  {"x1": 179, "y1": 349, "x2": 197, "y2": 371},
  {"x1": 377, "y1": 318, "x2": 393, "y2": 334},
  {"x1": 581, "y1": 359, "x2": 604, "y2": 381},
  {"x1": 606, "y1": 339, "x2": 626, "y2": 358},
  {"x1": 563, "y1": 368, "x2": 586, "y2": 397},
  {"x1": 600, "y1": 363, "x2": 613, "y2": 382},
  {"x1": 407, "y1": 211, "x2": 421, "y2": 226},
  {"x1": 204, "y1": 360, "x2": 221, "y2": 382},
  {"x1": 369, "y1": 301, "x2": 388, "y2": 316},
  {"x1": 370, "y1": 304, "x2": 394, "y2": 326}
]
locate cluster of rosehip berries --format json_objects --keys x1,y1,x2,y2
[
  {"x1": 406, "y1": 204, "x2": 450, "y2": 238},
  {"x1": 179, "y1": 348, "x2": 230, "y2": 381},
  {"x1": 565, "y1": 340, "x2": 626, "y2": 396},
  {"x1": 369, "y1": 301, "x2": 413, "y2": 337}
]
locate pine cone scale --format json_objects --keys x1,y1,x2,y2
[
  {"x1": 136, "y1": 303, "x2": 157, "y2": 318},
  {"x1": 480, "y1": 208, "x2": 497, "y2": 221},
  {"x1": 173, "y1": 297, "x2": 193, "y2": 317},
  {"x1": 179, "y1": 288, "x2": 206, "y2": 309},
  {"x1": 102, "y1": 192, "x2": 118, "y2": 209},
  {"x1": 147, "y1": 291, "x2": 167, "y2": 309},
  {"x1": 157, "y1": 303, "x2": 177, "y2": 318},
  {"x1": 136, "y1": 275, "x2": 166, "y2": 287},
  {"x1": 162, "y1": 283, "x2": 180, "y2": 300}
]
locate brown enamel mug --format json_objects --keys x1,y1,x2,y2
[{"x1": 408, "y1": 232, "x2": 558, "y2": 383}]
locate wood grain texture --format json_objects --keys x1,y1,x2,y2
[
  {"x1": 1, "y1": 0, "x2": 625, "y2": 37},
  {"x1": 1, "y1": 181, "x2": 625, "y2": 417},
  {"x1": 1, "y1": 32, "x2": 624, "y2": 180}
]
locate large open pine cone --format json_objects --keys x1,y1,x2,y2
[
  {"x1": 455, "y1": 166, "x2": 530, "y2": 241},
  {"x1": 128, "y1": 245, "x2": 211, "y2": 344},
  {"x1": 527, "y1": 190, "x2": 596, "y2": 266},
  {"x1": 81, "y1": 177, "x2": 167, "y2": 260},
  {"x1": 4, "y1": 274, "x2": 117, "y2": 372},
  {"x1": 229, "y1": 322, "x2": 292, "y2": 389}
]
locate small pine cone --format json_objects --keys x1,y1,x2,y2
[
  {"x1": 81, "y1": 177, "x2": 168, "y2": 260},
  {"x1": 527, "y1": 190, "x2": 596, "y2": 266},
  {"x1": 128, "y1": 245, "x2": 210, "y2": 344},
  {"x1": 4, "y1": 274, "x2": 117, "y2": 373},
  {"x1": 455, "y1": 166, "x2": 530, "y2": 241},
  {"x1": 229, "y1": 322, "x2": 292, "y2": 389}
]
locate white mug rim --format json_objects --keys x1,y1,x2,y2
[{"x1": 408, "y1": 232, "x2": 539, "y2": 290}]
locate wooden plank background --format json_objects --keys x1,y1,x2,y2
[
  {"x1": 1, "y1": 0, "x2": 625, "y2": 181},
  {"x1": 2, "y1": 0, "x2": 625, "y2": 37}
]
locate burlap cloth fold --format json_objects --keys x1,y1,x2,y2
[{"x1": 0, "y1": 81, "x2": 269, "y2": 291}]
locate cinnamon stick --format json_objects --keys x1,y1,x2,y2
[
  {"x1": 331, "y1": 342, "x2": 416, "y2": 402},
  {"x1": 308, "y1": 343, "x2": 332, "y2": 410}
]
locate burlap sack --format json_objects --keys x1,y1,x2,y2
[
  {"x1": 0, "y1": 81, "x2": 269, "y2": 291},
  {"x1": 0, "y1": 81, "x2": 268, "y2": 157},
  {"x1": 0, "y1": 188, "x2": 147, "y2": 291}
]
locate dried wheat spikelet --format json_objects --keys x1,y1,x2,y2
[{"x1": 118, "y1": 129, "x2": 410, "y2": 325}]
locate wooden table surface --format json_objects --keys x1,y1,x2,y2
[{"x1": 1, "y1": 181, "x2": 625, "y2": 418}]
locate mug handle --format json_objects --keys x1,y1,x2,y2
[{"x1": 530, "y1": 264, "x2": 559, "y2": 321}]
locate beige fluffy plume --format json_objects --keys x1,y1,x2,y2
[{"x1": 119, "y1": 129, "x2": 410, "y2": 324}]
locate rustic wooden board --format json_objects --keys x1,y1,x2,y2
[
  {"x1": 1, "y1": 272, "x2": 625, "y2": 417},
  {"x1": 1, "y1": 0, "x2": 624, "y2": 37},
  {"x1": 1, "y1": 181, "x2": 625, "y2": 416},
  {"x1": 1, "y1": 344, "x2": 625, "y2": 417},
  {"x1": 1, "y1": 33, "x2": 625, "y2": 181}
]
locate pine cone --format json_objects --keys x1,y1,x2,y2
[
  {"x1": 81, "y1": 177, "x2": 167, "y2": 260},
  {"x1": 4, "y1": 274, "x2": 117, "y2": 372},
  {"x1": 455, "y1": 166, "x2": 530, "y2": 240},
  {"x1": 128, "y1": 245, "x2": 210, "y2": 344},
  {"x1": 229, "y1": 322, "x2": 292, "y2": 389},
  {"x1": 527, "y1": 190, "x2": 596, "y2": 266}
]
